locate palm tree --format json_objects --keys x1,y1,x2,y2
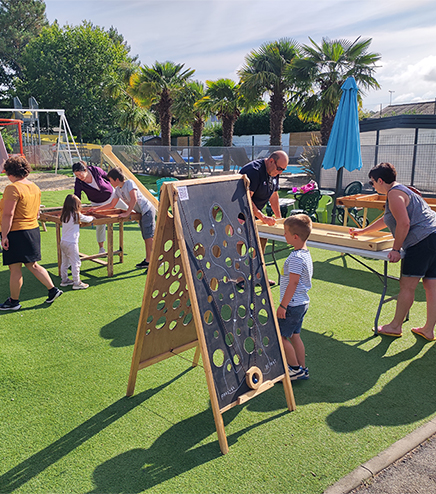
[
  {"x1": 197, "y1": 78, "x2": 258, "y2": 148},
  {"x1": 238, "y1": 38, "x2": 301, "y2": 146},
  {"x1": 173, "y1": 80, "x2": 209, "y2": 148},
  {"x1": 129, "y1": 61, "x2": 194, "y2": 146},
  {"x1": 291, "y1": 37, "x2": 381, "y2": 145}
]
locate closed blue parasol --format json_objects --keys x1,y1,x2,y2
[{"x1": 322, "y1": 76, "x2": 362, "y2": 223}]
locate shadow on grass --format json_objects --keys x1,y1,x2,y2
[
  {"x1": 313, "y1": 254, "x2": 426, "y2": 302},
  {"x1": 100, "y1": 308, "x2": 141, "y2": 347},
  {"x1": 0, "y1": 267, "x2": 65, "y2": 310},
  {"x1": 0, "y1": 369, "x2": 192, "y2": 493},
  {"x1": 86, "y1": 406, "x2": 288, "y2": 494},
  {"x1": 295, "y1": 329, "x2": 436, "y2": 430},
  {"x1": 327, "y1": 340, "x2": 436, "y2": 432}
]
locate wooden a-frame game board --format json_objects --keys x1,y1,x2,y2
[{"x1": 127, "y1": 175, "x2": 295, "y2": 454}]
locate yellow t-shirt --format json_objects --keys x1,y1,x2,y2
[{"x1": 0, "y1": 180, "x2": 41, "y2": 231}]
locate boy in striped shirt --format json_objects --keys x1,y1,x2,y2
[{"x1": 277, "y1": 214, "x2": 313, "y2": 380}]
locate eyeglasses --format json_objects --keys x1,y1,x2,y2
[
  {"x1": 273, "y1": 158, "x2": 287, "y2": 172},
  {"x1": 369, "y1": 179, "x2": 375, "y2": 187}
]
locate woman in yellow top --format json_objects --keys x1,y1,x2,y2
[{"x1": 0, "y1": 157, "x2": 62, "y2": 310}]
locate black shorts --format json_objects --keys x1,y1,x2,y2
[
  {"x1": 403, "y1": 232, "x2": 436, "y2": 279},
  {"x1": 1, "y1": 227, "x2": 41, "y2": 265}
]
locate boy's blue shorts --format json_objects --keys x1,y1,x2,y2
[
  {"x1": 139, "y1": 208, "x2": 156, "y2": 240},
  {"x1": 278, "y1": 303, "x2": 309, "y2": 338}
]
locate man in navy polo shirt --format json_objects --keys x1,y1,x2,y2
[
  {"x1": 240, "y1": 150, "x2": 289, "y2": 284},
  {"x1": 240, "y1": 150, "x2": 288, "y2": 225}
]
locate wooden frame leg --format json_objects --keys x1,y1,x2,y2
[
  {"x1": 119, "y1": 221, "x2": 124, "y2": 263},
  {"x1": 108, "y1": 224, "x2": 114, "y2": 277},
  {"x1": 192, "y1": 345, "x2": 201, "y2": 367},
  {"x1": 343, "y1": 208, "x2": 349, "y2": 226}
]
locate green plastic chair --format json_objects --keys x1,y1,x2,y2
[
  {"x1": 156, "y1": 177, "x2": 179, "y2": 199},
  {"x1": 289, "y1": 189, "x2": 321, "y2": 222},
  {"x1": 336, "y1": 181, "x2": 368, "y2": 227},
  {"x1": 316, "y1": 194, "x2": 333, "y2": 223}
]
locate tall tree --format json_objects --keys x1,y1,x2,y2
[
  {"x1": 129, "y1": 61, "x2": 194, "y2": 147},
  {"x1": 173, "y1": 80, "x2": 208, "y2": 148},
  {"x1": 0, "y1": 0, "x2": 48, "y2": 98},
  {"x1": 238, "y1": 38, "x2": 301, "y2": 146},
  {"x1": 197, "y1": 78, "x2": 254, "y2": 148},
  {"x1": 17, "y1": 22, "x2": 135, "y2": 142},
  {"x1": 291, "y1": 36, "x2": 381, "y2": 145}
]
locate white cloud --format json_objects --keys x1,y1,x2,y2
[{"x1": 44, "y1": 0, "x2": 436, "y2": 111}]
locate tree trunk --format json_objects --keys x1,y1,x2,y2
[
  {"x1": 269, "y1": 92, "x2": 287, "y2": 146},
  {"x1": 222, "y1": 115, "x2": 234, "y2": 147},
  {"x1": 159, "y1": 91, "x2": 172, "y2": 147},
  {"x1": 192, "y1": 117, "x2": 204, "y2": 162},
  {"x1": 222, "y1": 115, "x2": 234, "y2": 171},
  {"x1": 321, "y1": 112, "x2": 336, "y2": 146}
]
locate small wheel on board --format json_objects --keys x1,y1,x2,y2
[{"x1": 245, "y1": 366, "x2": 263, "y2": 390}]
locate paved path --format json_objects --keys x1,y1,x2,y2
[{"x1": 325, "y1": 418, "x2": 436, "y2": 494}]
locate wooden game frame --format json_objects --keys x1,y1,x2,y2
[
  {"x1": 39, "y1": 208, "x2": 141, "y2": 277},
  {"x1": 256, "y1": 220, "x2": 394, "y2": 251},
  {"x1": 127, "y1": 175, "x2": 295, "y2": 454}
]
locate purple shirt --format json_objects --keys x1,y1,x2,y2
[{"x1": 74, "y1": 166, "x2": 113, "y2": 204}]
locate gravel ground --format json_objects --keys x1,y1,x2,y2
[{"x1": 0, "y1": 173, "x2": 75, "y2": 193}]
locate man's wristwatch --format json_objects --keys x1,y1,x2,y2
[{"x1": 392, "y1": 248, "x2": 401, "y2": 253}]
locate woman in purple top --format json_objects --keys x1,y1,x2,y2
[
  {"x1": 351, "y1": 162, "x2": 436, "y2": 340},
  {"x1": 73, "y1": 161, "x2": 126, "y2": 253}
]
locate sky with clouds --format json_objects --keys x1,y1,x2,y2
[{"x1": 44, "y1": 0, "x2": 436, "y2": 111}]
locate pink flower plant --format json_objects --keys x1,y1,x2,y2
[{"x1": 292, "y1": 180, "x2": 318, "y2": 194}]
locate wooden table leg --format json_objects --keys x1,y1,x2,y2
[
  {"x1": 56, "y1": 224, "x2": 62, "y2": 277},
  {"x1": 119, "y1": 221, "x2": 124, "y2": 263},
  {"x1": 343, "y1": 208, "x2": 349, "y2": 226},
  {"x1": 108, "y1": 224, "x2": 114, "y2": 277}
]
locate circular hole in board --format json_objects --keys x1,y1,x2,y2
[
  {"x1": 213, "y1": 349, "x2": 225, "y2": 367},
  {"x1": 212, "y1": 206, "x2": 224, "y2": 222},
  {"x1": 194, "y1": 219, "x2": 203, "y2": 232},
  {"x1": 244, "y1": 337, "x2": 255, "y2": 354}
]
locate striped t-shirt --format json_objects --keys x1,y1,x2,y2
[{"x1": 280, "y1": 249, "x2": 313, "y2": 307}]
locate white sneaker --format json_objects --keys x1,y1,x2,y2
[
  {"x1": 73, "y1": 281, "x2": 89, "y2": 290},
  {"x1": 98, "y1": 247, "x2": 106, "y2": 254},
  {"x1": 60, "y1": 278, "x2": 74, "y2": 286}
]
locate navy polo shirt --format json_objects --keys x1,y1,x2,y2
[{"x1": 240, "y1": 159, "x2": 279, "y2": 210}]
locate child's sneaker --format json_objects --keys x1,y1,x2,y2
[
  {"x1": 98, "y1": 247, "x2": 106, "y2": 254},
  {"x1": 0, "y1": 297, "x2": 21, "y2": 311},
  {"x1": 60, "y1": 278, "x2": 74, "y2": 287},
  {"x1": 73, "y1": 281, "x2": 89, "y2": 290},
  {"x1": 45, "y1": 287, "x2": 63, "y2": 303},
  {"x1": 135, "y1": 259, "x2": 149, "y2": 269},
  {"x1": 287, "y1": 365, "x2": 306, "y2": 381},
  {"x1": 302, "y1": 367, "x2": 310, "y2": 379}
]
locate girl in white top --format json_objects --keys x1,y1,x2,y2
[{"x1": 59, "y1": 194, "x2": 94, "y2": 289}]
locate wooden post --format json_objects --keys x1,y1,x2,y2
[
  {"x1": 107, "y1": 224, "x2": 114, "y2": 277},
  {"x1": 119, "y1": 221, "x2": 124, "y2": 263}
]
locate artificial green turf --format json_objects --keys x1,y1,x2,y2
[{"x1": 1, "y1": 193, "x2": 436, "y2": 494}]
